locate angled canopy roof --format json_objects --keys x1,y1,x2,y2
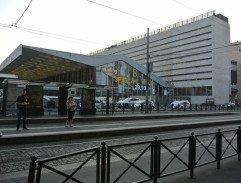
[{"x1": 0, "y1": 44, "x2": 173, "y2": 88}]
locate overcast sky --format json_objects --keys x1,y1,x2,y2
[{"x1": 0, "y1": 0, "x2": 240, "y2": 63}]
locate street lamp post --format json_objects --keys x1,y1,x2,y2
[{"x1": 145, "y1": 28, "x2": 150, "y2": 113}]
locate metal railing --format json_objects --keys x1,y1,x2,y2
[
  {"x1": 28, "y1": 127, "x2": 241, "y2": 183},
  {"x1": 99, "y1": 103, "x2": 240, "y2": 115}
]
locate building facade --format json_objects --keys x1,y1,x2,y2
[
  {"x1": 90, "y1": 11, "x2": 231, "y2": 105},
  {"x1": 230, "y1": 41, "x2": 241, "y2": 105}
]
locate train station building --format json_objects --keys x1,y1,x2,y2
[{"x1": 0, "y1": 44, "x2": 172, "y2": 116}]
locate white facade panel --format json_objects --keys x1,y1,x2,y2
[{"x1": 91, "y1": 12, "x2": 230, "y2": 104}]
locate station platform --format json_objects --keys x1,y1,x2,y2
[{"x1": 0, "y1": 112, "x2": 240, "y2": 145}]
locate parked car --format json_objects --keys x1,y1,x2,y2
[
  {"x1": 221, "y1": 102, "x2": 235, "y2": 108},
  {"x1": 170, "y1": 100, "x2": 190, "y2": 109},
  {"x1": 134, "y1": 100, "x2": 155, "y2": 109},
  {"x1": 117, "y1": 98, "x2": 140, "y2": 108}
]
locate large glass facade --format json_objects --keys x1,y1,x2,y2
[{"x1": 96, "y1": 60, "x2": 167, "y2": 104}]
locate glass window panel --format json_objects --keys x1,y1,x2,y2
[
  {"x1": 207, "y1": 86, "x2": 212, "y2": 96},
  {"x1": 183, "y1": 88, "x2": 187, "y2": 96},
  {"x1": 202, "y1": 87, "x2": 207, "y2": 96},
  {"x1": 187, "y1": 88, "x2": 192, "y2": 96}
]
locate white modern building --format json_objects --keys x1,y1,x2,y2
[
  {"x1": 90, "y1": 11, "x2": 231, "y2": 105},
  {"x1": 230, "y1": 41, "x2": 241, "y2": 105}
]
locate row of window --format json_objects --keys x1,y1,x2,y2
[
  {"x1": 156, "y1": 64, "x2": 212, "y2": 73},
  {"x1": 170, "y1": 78, "x2": 212, "y2": 83},
  {"x1": 109, "y1": 25, "x2": 212, "y2": 56},
  {"x1": 154, "y1": 57, "x2": 212, "y2": 70},
  {"x1": 174, "y1": 86, "x2": 212, "y2": 96},
  {"x1": 116, "y1": 32, "x2": 211, "y2": 61},
  {"x1": 160, "y1": 71, "x2": 212, "y2": 78}
]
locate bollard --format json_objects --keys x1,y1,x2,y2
[
  {"x1": 237, "y1": 127, "x2": 241, "y2": 161},
  {"x1": 189, "y1": 132, "x2": 196, "y2": 178},
  {"x1": 171, "y1": 104, "x2": 173, "y2": 112},
  {"x1": 157, "y1": 103, "x2": 159, "y2": 111},
  {"x1": 28, "y1": 156, "x2": 37, "y2": 183},
  {"x1": 101, "y1": 142, "x2": 106, "y2": 183},
  {"x1": 164, "y1": 104, "x2": 167, "y2": 111},
  {"x1": 195, "y1": 104, "x2": 197, "y2": 112},
  {"x1": 216, "y1": 129, "x2": 222, "y2": 169},
  {"x1": 132, "y1": 103, "x2": 135, "y2": 113}
]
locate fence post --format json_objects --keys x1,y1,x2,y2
[
  {"x1": 237, "y1": 126, "x2": 241, "y2": 161},
  {"x1": 112, "y1": 103, "x2": 115, "y2": 115},
  {"x1": 201, "y1": 104, "x2": 202, "y2": 111},
  {"x1": 28, "y1": 156, "x2": 37, "y2": 183},
  {"x1": 35, "y1": 161, "x2": 42, "y2": 183},
  {"x1": 216, "y1": 129, "x2": 222, "y2": 169},
  {"x1": 149, "y1": 104, "x2": 152, "y2": 113},
  {"x1": 101, "y1": 142, "x2": 106, "y2": 183},
  {"x1": 153, "y1": 136, "x2": 158, "y2": 183},
  {"x1": 122, "y1": 105, "x2": 125, "y2": 114},
  {"x1": 189, "y1": 132, "x2": 196, "y2": 178}
]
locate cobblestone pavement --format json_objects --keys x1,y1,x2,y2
[{"x1": 0, "y1": 124, "x2": 239, "y2": 175}]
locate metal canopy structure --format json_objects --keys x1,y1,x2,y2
[
  {"x1": 2, "y1": 78, "x2": 116, "y2": 90},
  {"x1": 0, "y1": 44, "x2": 173, "y2": 88}
]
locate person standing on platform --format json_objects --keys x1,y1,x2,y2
[
  {"x1": 16, "y1": 89, "x2": 30, "y2": 131},
  {"x1": 66, "y1": 96, "x2": 77, "y2": 127}
]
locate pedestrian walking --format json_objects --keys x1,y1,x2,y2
[
  {"x1": 16, "y1": 89, "x2": 30, "y2": 131},
  {"x1": 66, "y1": 96, "x2": 77, "y2": 127}
]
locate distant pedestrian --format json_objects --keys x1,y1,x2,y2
[
  {"x1": 66, "y1": 96, "x2": 77, "y2": 127},
  {"x1": 16, "y1": 89, "x2": 30, "y2": 131}
]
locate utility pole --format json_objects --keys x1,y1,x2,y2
[{"x1": 145, "y1": 28, "x2": 150, "y2": 113}]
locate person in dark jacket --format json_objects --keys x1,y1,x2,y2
[{"x1": 16, "y1": 89, "x2": 30, "y2": 131}]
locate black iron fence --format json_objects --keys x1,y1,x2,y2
[
  {"x1": 28, "y1": 127, "x2": 241, "y2": 183},
  {"x1": 96, "y1": 103, "x2": 241, "y2": 115}
]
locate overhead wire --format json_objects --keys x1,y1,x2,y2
[
  {"x1": 84, "y1": 0, "x2": 229, "y2": 54},
  {"x1": 0, "y1": 23, "x2": 105, "y2": 46},
  {"x1": 2, "y1": 0, "x2": 234, "y2": 55},
  {"x1": 11, "y1": 0, "x2": 33, "y2": 27}
]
